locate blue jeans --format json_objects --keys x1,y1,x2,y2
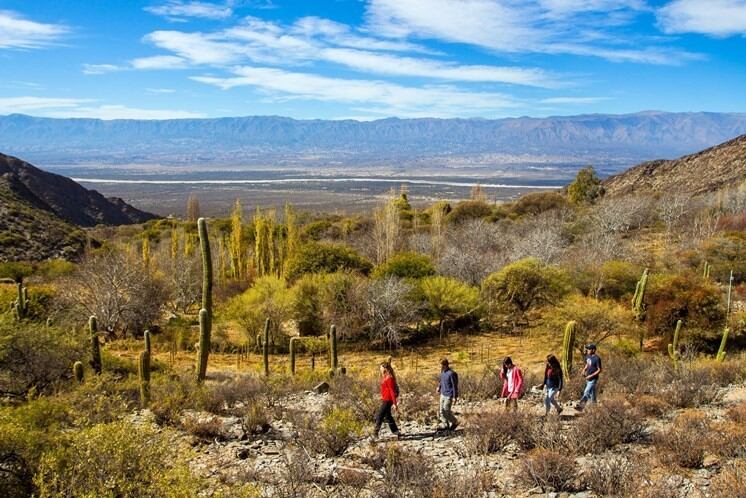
[
  {"x1": 581, "y1": 379, "x2": 598, "y2": 404},
  {"x1": 545, "y1": 387, "x2": 562, "y2": 414}
]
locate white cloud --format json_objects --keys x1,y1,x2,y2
[
  {"x1": 540, "y1": 96, "x2": 610, "y2": 104},
  {"x1": 192, "y1": 65, "x2": 520, "y2": 117},
  {"x1": 82, "y1": 63, "x2": 125, "y2": 75},
  {"x1": 144, "y1": 30, "x2": 248, "y2": 64},
  {"x1": 146, "y1": 88, "x2": 177, "y2": 93},
  {"x1": 0, "y1": 10, "x2": 69, "y2": 49},
  {"x1": 365, "y1": 0, "x2": 696, "y2": 64},
  {"x1": 0, "y1": 96, "x2": 203, "y2": 119},
  {"x1": 145, "y1": 1, "x2": 232, "y2": 20},
  {"x1": 131, "y1": 54, "x2": 189, "y2": 69},
  {"x1": 657, "y1": 0, "x2": 746, "y2": 36}
]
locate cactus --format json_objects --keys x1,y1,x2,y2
[
  {"x1": 716, "y1": 327, "x2": 729, "y2": 362},
  {"x1": 14, "y1": 282, "x2": 28, "y2": 320},
  {"x1": 262, "y1": 318, "x2": 270, "y2": 377},
  {"x1": 196, "y1": 217, "x2": 213, "y2": 382},
  {"x1": 73, "y1": 361, "x2": 84, "y2": 384},
  {"x1": 703, "y1": 261, "x2": 711, "y2": 279},
  {"x1": 561, "y1": 321, "x2": 576, "y2": 375},
  {"x1": 144, "y1": 330, "x2": 152, "y2": 356},
  {"x1": 632, "y1": 268, "x2": 649, "y2": 321},
  {"x1": 289, "y1": 337, "x2": 299, "y2": 375},
  {"x1": 329, "y1": 325, "x2": 338, "y2": 371},
  {"x1": 89, "y1": 316, "x2": 102, "y2": 374},
  {"x1": 138, "y1": 350, "x2": 151, "y2": 407},
  {"x1": 667, "y1": 320, "x2": 683, "y2": 366}
]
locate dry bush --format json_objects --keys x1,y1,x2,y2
[
  {"x1": 240, "y1": 402, "x2": 271, "y2": 435},
  {"x1": 635, "y1": 394, "x2": 671, "y2": 418},
  {"x1": 329, "y1": 374, "x2": 379, "y2": 423},
  {"x1": 571, "y1": 397, "x2": 647, "y2": 454},
  {"x1": 711, "y1": 460, "x2": 746, "y2": 498},
  {"x1": 291, "y1": 407, "x2": 363, "y2": 457},
  {"x1": 181, "y1": 415, "x2": 227, "y2": 441},
  {"x1": 727, "y1": 403, "x2": 746, "y2": 424},
  {"x1": 529, "y1": 418, "x2": 572, "y2": 452},
  {"x1": 635, "y1": 475, "x2": 685, "y2": 498},
  {"x1": 464, "y1": 410, "x2": 534, "y2": 455},
  {"x1": 270, "y1": 450, "x2": 316, "y2": 498},
  {"x1": 363, "y1": 444, "x2": 437, "y2": 498},
  {"x1": 654, "y1": 411, "x2": 710, "y2": 468},
  {"x1": 581, "y1": 454, "x2": 645, "y2": 497},
  {"x1": 519, "y1": 448, "x2": 577, "y2": 492},
  {"x1": 458, "y1": 368, "x2": 500, "y2": 401},
  {"x1": 431, "y1": 466, "x2": 495, "y2": 497},
  {"x1": 397, "y1": 372, "x2": 438, "y2": 424},
  {"x1": 203, "y1": 375, "x2": 267, "y2": 415}
]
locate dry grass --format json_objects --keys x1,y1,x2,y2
[
  {"x1": 581, "y1": 454, "x2": 645, "y2": 497},
  {"x1": 463, "y1": 410, "x2": 535, "y2": 455},
  {"x1": 519, "y1": 448, "x2": 577, "y2": 492},
  {"x1": 571, "y1": 396, "x2": 647, "y2": 454},
  {"x1": 654, "y1": 411, "x2": 711, "y2": 469},
  {"x1": 711, "y1": 460, "x2": 746, "y2": 498}
]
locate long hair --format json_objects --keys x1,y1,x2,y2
[
  {"x1": 381, "y1": 361, "x2": 397, "y2": 384},
  {"x1": 502, "y1": 356, "x2": 513, "y2": 375},
  {"x1": 547, "y1": 354, "x2": 562, "y2": 374}
]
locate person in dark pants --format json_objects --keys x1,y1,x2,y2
[
  {"x1": 436, "y1": 358, "x2": 459, "y2": 430},
  {"x1": 577, "y1": 344, "x2": 602, "y2": 411},
  {"x1": 374, "y1": 361, "x2": 400, "y2": 439},
  {"x1": 535, "y1": 354, "x2": 564, "y2": 416}
]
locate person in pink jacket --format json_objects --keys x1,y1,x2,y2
[{"x1": 499, "y1": 356, "x2": 524, "y2": 411}]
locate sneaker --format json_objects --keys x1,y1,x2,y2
[
  {"x1": 450, "y1": 421, "x2": 459, "y2": 431},
  {"x1": 557, "y1": 407, "x2": 564, "y2": 416}
]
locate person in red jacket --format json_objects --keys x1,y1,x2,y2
[
  {"x1": 499, "y1": 356, "x2": 524, "y2": 411},
  {"x1": 373, "y1": 361, "x2": 401, "y2": 439}
]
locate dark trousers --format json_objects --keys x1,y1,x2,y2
[{"x1": 374, "y1": 400, "x2": 398, "y2": 435}]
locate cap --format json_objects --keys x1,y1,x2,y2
[{"x1": 585, "y1": 344, "x2": 597, "y2": 350}]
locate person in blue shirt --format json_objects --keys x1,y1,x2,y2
[
  {"x1": 536, "y1": 354, "x2": 564, "y2": 416},
  {"x1": 577, "y1": 344, "x2": 602, "y2": 411},
  {"x1": 436, "y1": 358, "x2": 459, "y2": 431}
]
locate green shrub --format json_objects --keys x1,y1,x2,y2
[
  {"x1": 702, "y1": 231, "x2": 746, "y2": 284},
  {"x1": 293, "y1": 407, "x2": 363, "y2": 457},
  {"x1": 372, "y1": 252, "x2": 436, "y2": 280},
  {"x1": 567, "y1": 166, "x2": 602, "y2": 205},
  {"x1": 512, "y1": 192, "x2": 568, "y2": 217},
  {"x1": 290, "y1": 273, "x2": 324, "y2": 335},
  {"x1": 284, "y1": 242, "x2": 372, "y2": 281},
  {"x1": 34, "y1": 421, "x2": 206, "y2": 497},
  {"x1": 446, "y1": 200, "x2": 493, "y2": 224},
  {"x1": 419, "y1": 275, "x2": 479, "y2": 337}
]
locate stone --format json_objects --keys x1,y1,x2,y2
[{"x1": 313, "y1": 382, "x2": 330, "y2": 394}]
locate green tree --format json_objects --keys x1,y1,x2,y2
[
  {"x1": 226, "y1": 275, "x2": 293, "y2": 349},
  {"x1": 567, "y1": 166, "x2": 603, "y2": 205},
  {"x1": 482, "y1": 258, "x2": 571, "y2": 324},
  {"x1": 291, "y1": 274, "x2": 324, "y2": 336},
  {"x1": 420, "y1": 276, "x2": 479, "y2": 340},
  {"x1": 372, "y1": 252, "x2": 436, "y2": 280},
  {"x1": 284, "y1": 242, "x2": 372, "y2": 281}
]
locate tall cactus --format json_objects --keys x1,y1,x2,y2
[
  {"x1": 631, "y1": 268, "x2": 649, "y2": 321},
  {"x1": 89, "y1": 316, "x2": 102, "y2": 374},
  {"x1": 716, "y1": 327, "x2": 729, "y2": 362},
  {"x1": 138, "y1": 350, "x2": 151, "y2": 407},
  {"x1": 703, "y1": 261, "x2": 711, "y2": 279},
  {"x1": 329, "y1": 324, "x2": 338, "y2": 371},
  {"x1": 14, "y1": 282, "x2": 28, "y2": 320},
  {"x1": 262, "y1": 318, "x2": 270, "y2": 377},
  {"x1": 561, "y1": 321, "x2": 576, "y2": 375},
  {"x1": 73, "y1": 361, "x2": 84, "y2": 384},
  {"x1": 196, "y1": 217, "x2": 213, "y2": 382},
  {"x1": 667, "y1": 320, "x2": 683, "y2": 366},
  {"x1": 289, "y1": 337, "x2": 299, "y2": 375},
  {"x1": 144, "y1": 330, "x2": 152, "y2": 356}
]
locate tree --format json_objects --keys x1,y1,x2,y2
[
  {"x1": 567, "y1": 166, "x2": 603, "y2": 204},
  {"x1": 291, "y1": 274, "x2": 324, "y2": 336},
  {"x1": 419, "y1": 276, "x2": 479, "y2": 340},
  {"x1": 229, "y1": 199, "x2": 244, "y2": 279},
  {"x1": 226, "y1": 275, "x2": 293, "y2": 349},
  {"x1": 372, "y1": 191, "x2": 401, "y2": 264},
  {"x1": 446, "y1": 200, "x2": 493, "y2": 224},
  {"x1": 482, "y1": 257, "x2": 571, "y2": 324},
  {"x1": 57, "y1": 250, "x2": 168, "y2": 337},
  {"x1": 372, "y1": 252, "x2": 436, "y2": 280},
  {"x1": 186, "y1": 194, "x2": 200, "y2": 222},
  {"x1": 437, "y1": 219, "x2": 510, "y2": 286},
  {"x1": 284, "y1": 242, "x2": 372, "y2": 281},
  {"x1": 365, "y1": 277, "x2": 421, "y2": 349}
]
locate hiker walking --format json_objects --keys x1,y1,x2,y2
[
  {"x1": 499, "y1": 356, "x2": 523, "y2": 411},
  {"x1": 576, "y1": 344, "x2": 602, "y2": 411},
  {"x1": 535, "y1": 354, "x2": 564, "y2": 416},
  {"x1": 374, "y1": 361, "x2": 401, "y2": 439},
  {"x1": 436, "y1": 358, "x2": 459, "y2": 431}
]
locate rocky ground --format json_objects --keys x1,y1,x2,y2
[{"x1": 132, "y1": 379, "x2": 746, "y2": 497}]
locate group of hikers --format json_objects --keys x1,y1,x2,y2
[{"x1": 373, "y1": 344, "x2": 603, "y2": 439}]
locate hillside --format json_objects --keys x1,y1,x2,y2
[
  {"x1": 603, "y1": 134, "x2": 746, "y2": 197},
  {"x1": 0, "y1": 153, "x2": 157, "y2": 227},
  {"x1": 2, "y1": 111, "x2": 746, "y2": 168}
]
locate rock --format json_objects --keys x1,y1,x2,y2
[
  {"x1": 702, "y1": 455, "x2": 720, "y2": 468},
  {"x1": 313, "y1": 382, "x2": 330, "y2": 394}
]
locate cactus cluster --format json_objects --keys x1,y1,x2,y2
[
  {"x1": 667, "y1": 320, "x2": 683, "y2": 367},
  {"x1": 196, "y1": 217, "x2": 213, "y2": 383},
  {"x1": 288, "y1": 325, "x2": 343, "y2": 376},
  {"x1": 631, "y1": 268, "x2": 649, "y2": 321},
  {"x1": 561, "y1": 321, "x2": 576, "y2": 375},
  {"x1": 89, "y1": 316, "x2": 102, "y2": 374},
  {"x1": 14, "y1": 282, "x2": 29, "y2": 320},
  {"x1": 716, "y1": 327, "x2": 729, "y2": 362}
]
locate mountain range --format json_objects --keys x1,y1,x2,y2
[
  {"x1": 2, "y1": 111, "x2": 746, "y2": 170},
  {"x1": 0, "y1": 153, "x2": 157, "y2": 261}
]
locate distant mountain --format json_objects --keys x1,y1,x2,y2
[
  {"x1": 603, "y1": 134, "x2": 746, "y2": 197},
  {"x1": 0, "y1": 153, "x2": 158, "y2": 261},
  {"x1": 1, "y1": 112, "x2": 746, "y2": 169},
  {"x1": 0, "y1": 153, "x2": 157, "y2": 227}
]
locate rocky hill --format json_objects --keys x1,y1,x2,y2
[
  {"x1": 0, "y1": 153, "x2": 157, "y2": 261},
  {"x1": 603, "y1": 134, "x2": 746, "y2": 197}
]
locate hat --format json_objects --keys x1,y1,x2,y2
[{"x1": 585, "y1": 343, "x2": 597, "y2": 350}]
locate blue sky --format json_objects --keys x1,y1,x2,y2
[{"x1": 0, "y1": 0, "x2": 744, "y2": 120}]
